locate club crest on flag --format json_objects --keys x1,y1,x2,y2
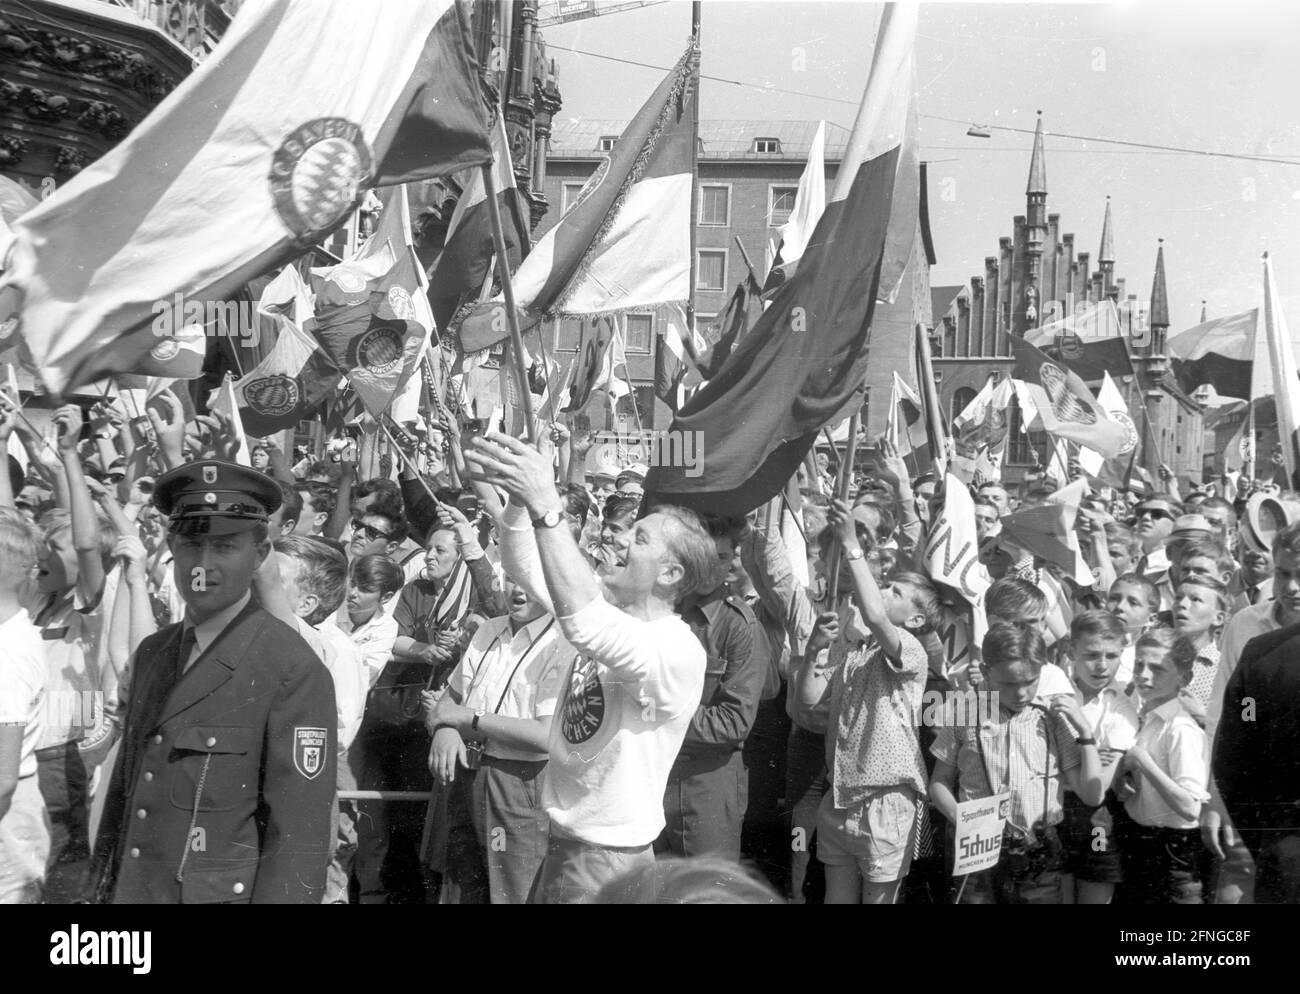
[
  {"x1": 351, "y1": 322, "x2": 404, "y2": 376},
  {"x1": 1039, "y1": 361, "x2": 1097, "y2": 425},
  {"x1": 1113, "y1": 409, "x2": 1139, "y2": 454},
  {"x1": 386, "y1": 285, "x2": 415, "y2": 321},
  {"x1": 150, "y1": 337, "x2": 182, "y2": 362},
  {"x1": 269, "y1": 118, "x2": 373, "y2": 242},
  {"x1": 293, "y1": 726, "x2": 327, "y2": 780},
  {"x1": 244, "y1": 374, "x2": 301, "y2": 417}
]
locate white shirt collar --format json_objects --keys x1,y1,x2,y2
[{"x1": 186, "y1": 591, "x2": 251, "y2": 657}]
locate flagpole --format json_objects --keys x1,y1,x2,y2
[
  {"x1": 481, "y1": 162, "x2": 538, "y2": 443},
  {"x1": 685, "y1": 3, "x2": 701, "y2": 339},
  {"x1": 379, "y1": 418, "x2": 441, "y2": 505},
  {"x1": 733, "y1": 235, "x2": 759, "y2": 287},
  {"x1": 825, "y1": 413, "x2": 861, "y2": 604}
]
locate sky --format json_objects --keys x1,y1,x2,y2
[{"x1": 542, "y1": 0, "x2": 1300, "y2": 334}]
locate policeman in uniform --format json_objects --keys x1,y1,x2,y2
[
  {"x1": 92, "y1": 460, "x2": 337, "y2": 903},
  {"x1": 657, "y1": 519, "x2": 766, "y2": 860}
]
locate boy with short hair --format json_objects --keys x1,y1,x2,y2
[
  {"x1": 1060, "y1": 610, "x2": 1139, "y2": 904},
  {"x1": 1172, "y1": 576, "x2": 1227, "y2": 713},
  {"x1": 799, "y1": 501, "x2": 940, "y2": 904},
  {"x1": 984, "y1": 577, "x2": 1074, "y2": 695},
  {"x1": 1115, "y1": 630, "x2": 1209, "y2": 904},
  {"x1": 1106, "y1": 573, "x2": 1161, "y2": 689},
  {"x1": 929, "y1": 622, "x2": 1103, "y2": 904}
]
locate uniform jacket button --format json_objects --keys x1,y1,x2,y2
[
  {"x1": 136, "y1": 808, "x2": 147, "y2": 819},
  {"x1": 143, "y1": 771, "x2": 153, "y2": 782},
  {"x1": 129, "y1": 848, "x2": 140, "y2": 859},
  {"x1": 233, "y1": 882, "x2": 245, "y2": 895},
  {"x1": 153, "y1": 734, "x2": 163, "y2": 745},
  {"x1": 206, "y1": 736, "x2": 217, "y2": 747}
]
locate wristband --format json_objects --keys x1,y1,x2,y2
[{"x1": 1075, "y1": 736, "x2": 1097, "y2": 746}]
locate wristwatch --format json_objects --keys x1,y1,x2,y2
[
  {"x1": 531, "y1": 507, "x2": 564, "y2": 529},
  {"x1": 844, "y1": 547, "x2": 864, "y2": 561},
  {"x1": 471, "y1": 709, "x2": 486, "y2": 732}
]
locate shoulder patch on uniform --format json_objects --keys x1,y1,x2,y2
[{"x1": 293, "y1": 727, "x2": 327, "y2": 780}]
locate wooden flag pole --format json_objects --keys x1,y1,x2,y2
[
  {"x1": 685, "y1": 4, "x2": 701, "y2": 336},
  {"x1": 481, "y1": 162, "x2": 538, "y2": 443},
  {"x1": 733, "y1": 235, "x2": 760, "y2": 287},
  {"x1": 824, "y1": 412, "x2": 861, "y2": 605}
]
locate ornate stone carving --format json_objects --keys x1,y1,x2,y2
[
  {"x1": 53, "y1": 146, "x2": 87, "y2": 175},
  {"x1": 0, "y1": 135, "x2": 28, "y2": 168},
  {"x1": 78, "y1": 100, "x2": 129, "y2": 139}
]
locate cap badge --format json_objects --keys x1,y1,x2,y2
[
  {"x1": 204, "y1": 492, "x2": 217, "y2": 505},
  {"x1": 202, "y1": 466, "x2": 218, "y2": 485}
]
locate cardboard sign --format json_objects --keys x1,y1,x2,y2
[{"x1": 953, "y1": 792, "x2": 1010, "y2": 876}]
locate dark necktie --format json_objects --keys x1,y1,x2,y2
[
  {"x1": 175, "y1": 626, "x2": 199, "y2": 678},
  {"x1": 1248, "y1": 586, "x2": 1260, "y2": 606}
]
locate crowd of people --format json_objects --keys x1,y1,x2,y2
[{"x1": 0, "y1": 389, "x2": 1296, "y2": 905}]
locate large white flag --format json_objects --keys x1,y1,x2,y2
[{"x1": 1, "y1": 0, "x2": 490, "y2": 394}]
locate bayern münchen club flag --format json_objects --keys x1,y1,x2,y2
[{"x1": 0, "y1": 0, "x2": 491, "y2": 394}]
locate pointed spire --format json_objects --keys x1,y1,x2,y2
[
  {"x1": 1150, "y1": 238, "x2": 1169, "y2": 330},
  {"x1": 1098, "y1": 196, "x2": 1115, "y2": 264},
  {"x1": 1026, "y1": 111, "x2": 1047, "y2": 196}
]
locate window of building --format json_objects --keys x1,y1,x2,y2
[
  {"x1": 624, "y1": 313, "x2": 652, "y2": 354},
  {"x1": 753, "y1": 137, "x2": 781, "y2": 154},
  {"x1": 951, "y1": 387, "x2": 977, "y2": 424},
  {"x1": 608, "y1": 385, "x2": 654, "y2": 431},
  {"x1": 599, "y1": 136, "x2": 617, "y2": 152},
  {"x1": 769, "y1": 185, "x2": 798, "y2": 227},
  {"x1": 699, "y1": 185, "x2": 730, "y2": 226},
  {"x1": 696, "y1": 250, "x2": 727, "y2": 291},
  {"x1": 561, "y1": 181, "x2": 586, "y2": 214}
]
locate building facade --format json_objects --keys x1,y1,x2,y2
[
  {"x1": 539, "y1": 118, "x2": 846, "y2": 430},
  {"x1": 928, "y1": 114, "x2": 1204, "y2": 485}
]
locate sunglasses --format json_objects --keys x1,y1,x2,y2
[{"x1": 351, "y1": 519, "x2": 392, "y2": 542}]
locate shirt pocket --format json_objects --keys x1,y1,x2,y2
[{"x1": 169, "y1": 725, "x2": 258, "y2": 813}]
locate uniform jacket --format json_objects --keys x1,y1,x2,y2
[
  {"x1": 93, "y1": 600, "x2": 337, "y2": 904},
  {"x1": 1213, "y1": 622, "x2": 1300, "y2": 854},
  {"x1": 675, "y1": 582, "x2": 765, "y2": 760}
]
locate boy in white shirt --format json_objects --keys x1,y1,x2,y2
[
  {"x1": 335, "y1": 554, "x2": 403, "y2": 688},
  {"x1": 1114, "y1": 630, "x2": 1209, "y2": 903},
  {"x1": 1058, "y1": 611, "x2": 1139, "y2": 905},
  {"x1": 0, "y1": 513, "x2": 49, "y2": 903}
]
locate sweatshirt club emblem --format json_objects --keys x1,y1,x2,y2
[
  {"x1": 294, "y1": 727, "x2": 327, "y2": 779},
  {"x1": 269, "y1": 118, "x2": 373, "y2": 242}
]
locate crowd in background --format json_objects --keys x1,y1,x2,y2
[{"x1": 0, "y1": 389, "x2": 1297, "y2": 904}]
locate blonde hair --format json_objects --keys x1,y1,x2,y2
[{"x1": 0, "y1": 510, "x2": 43, "y2": 590}]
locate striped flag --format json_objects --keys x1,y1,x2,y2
[
  {"x1": 1, "y1": 0, "x2": 491, "y2": 395},
  {"x1": 887, "y1": 370, "x2": 928, "y2": 460},
  {"x1": 1168, "y1": 309, "x2": 1258, "y2": 402},
  {"x1": 763, "y1": 121, "x2": 826, "y2": 295},
  {"x1": 1262, "y1": 253, "x2": 1300, "y2": 486},
  {"x1": 430, "y1": 117, "x2": 531, "y2": 335},
  {"x1": 645, "y1": 5, "x2": 918, "y2": 515},
  {"x1": 456, "y1": 42, "x2": 697, "y2": 353}
]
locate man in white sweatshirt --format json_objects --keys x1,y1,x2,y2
[{"x1": 465, "y1": 432, "x2": 714, "y2": 904}]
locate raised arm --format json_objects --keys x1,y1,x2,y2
[{"x1": 465, "y1": 432, "x2": 598, "y2": 620}]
